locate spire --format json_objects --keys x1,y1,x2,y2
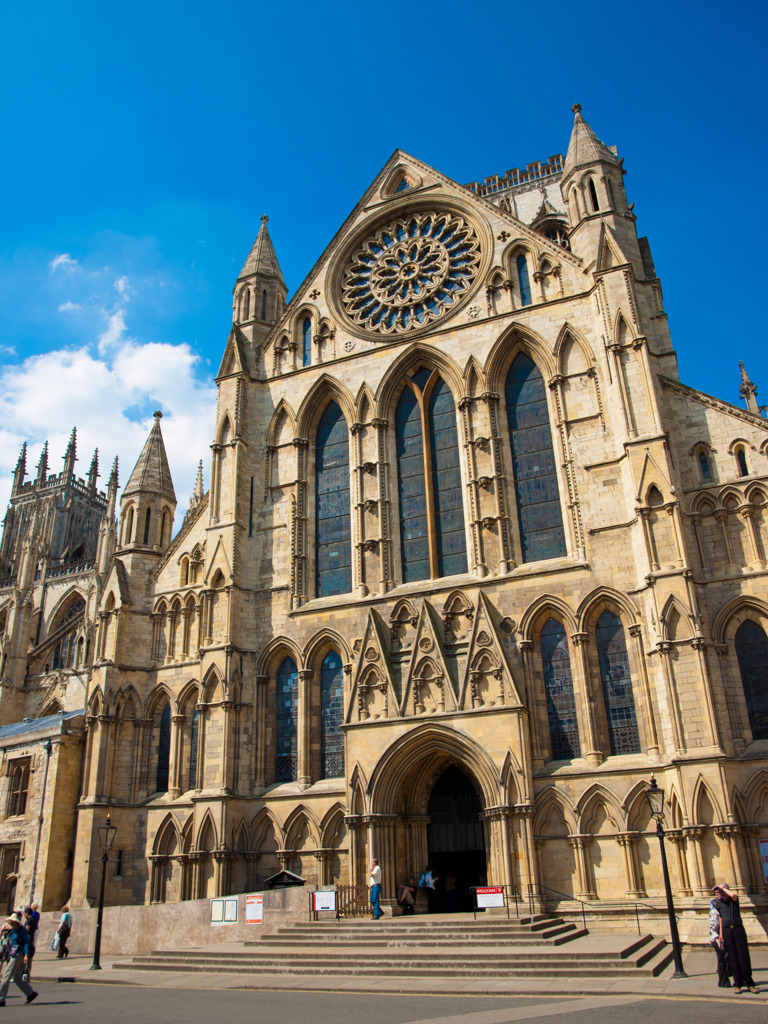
[
  {"x1": 237, "y1": 215, "x2": 286, "y2": 287},
  {"x1": 11, "y1": 443, "x2": 27, "y2": 497},
  {"x1": 562, "y1": 104, "x2": 620, "y2": 183},
  {"x1": 189, "y1": 459, "x2": 205, "y2": 511},
  {"x1": 87, "y1": 448, "x2": 99, "y2": 491},
  {"x1": 35, "y1": 442, "x2": 48, "y2": 486},
  {"x1": 108, "y1": 455, "x2": 119, "y2": 494},
  {"x1": 122, "y1": 412, "x2": 176, "y2": 504},
  {"x1": 739, "y1": 361, "x2": 760, "y2": 415},
  {"x1": 62, "y1": 427, "x2": 77, "y2": 480}
]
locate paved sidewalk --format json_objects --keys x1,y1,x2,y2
[{"x1": 25, "y1": 944, "x2": 768, "y2": 1000}]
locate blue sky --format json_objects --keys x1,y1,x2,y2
[{"x1": 1, "y1": 0, "x2": 766, "y2": 516}]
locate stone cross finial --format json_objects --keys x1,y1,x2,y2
[
  {"x1": 739, "y1": 361, "x2": 759, "y2": 414},
  {"x1": 572, "y1": 103, "x2": 582, "y2": 114}
]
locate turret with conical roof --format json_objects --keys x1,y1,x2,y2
[
  {"x1": 118, "y1": 412, "x2": 176, "y2": 555},
  {"x1": 232, "y1": 215, "x2": 288, "y2": 351}
]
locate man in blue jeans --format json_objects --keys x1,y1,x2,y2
[
  {"x1": 369, "y1": 858, "x2": 384, "y2": 919},
  {"x1": 0, "y1": 913, "x2": 38, "y2": 1005}
]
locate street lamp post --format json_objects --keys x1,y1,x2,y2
[
  {"x1": 90, "y1": 815, "x2": 117, "y2": 971},
  {"x1": 645, "y1": 777, "x2": 687, "y2": 979}
]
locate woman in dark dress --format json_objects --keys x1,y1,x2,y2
[{"x1": 712, "y1": 883, "x2": 757, "y2": 994}]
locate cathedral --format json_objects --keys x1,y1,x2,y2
[{"x1": 1, "y1": 106, "x2": 768, "y2": 922}]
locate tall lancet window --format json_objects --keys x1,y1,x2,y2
[
  {"x1": 505, "y1": 353, "x2": 566, "y2": 562},
  {"x1": 735, "y1": 620, "x2": 768, "y2": 741},
  {"x1": 156, "y1": 702, "x2": 171, "y2": 793},
  {"x1": 395, "y1": 367, "x2": 467, "y2": 583},
  {"x1": 261, "y1": 290, "x2": 267, "y2": 320},
  {"x1": 320, "y1": 650, "x2": 345, "y2": 778},
  {"x1": 275, "y1": 657, "x2": 298, "y2": 782},
  {"x1": 316, "y1": 402, "x2": 352, "y2": 597},
  {"x1": 596, "y1": 611, "x2": 640, "y2": 755},
  {"x1": 302, "y1": 318, "x2": 312, "y2": 366},
  {"x1": 540, "y1": 618, "x2": 580, "y2": 760},
  {"x1": 188, "y1": 706, "x2": 199, "y2": 790},
  {"x1": 517, "y1": 254, "x2": 532, "y2": 306}
]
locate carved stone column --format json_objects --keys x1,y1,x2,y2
[
  {"x1": 298, "y1": 669, "x2": 312, "y2": 787},
  {"x1": 714, "y1": 510, "x2": 737, "y2": 573},
  {"x1": 656, "y1": 642, "x2": 685, "y2": 753},
  {"x1": 628, "y1": 624, "x2": 660, "y2": 756},
  {"x1": 570, "y1": 633, "x2": 602, "y2": 765},
  {"x1": 254, "y1": 674, "x2": 269, "y2": 789},
  {"x1": 169, "y1": 713, "x2": 185, "y2": 798},
  {"x1": 714, "y1": 825, "x2": 747, "y2": 894},
  {"x1": 568, "y1": 835, "x2": 596, "y2": 899},
  {"x1": 666, "y1": 829, "x2": 693, "y2": 896},
  {"x1": 682, "y1": 826, "x2": 708, "y2": 896},
  {"x1": 616, "y1": 832, "x2": 646, "y2": 897},
  {"x1": 742, "y1": 507, "x2": 766, "y2": 569}
]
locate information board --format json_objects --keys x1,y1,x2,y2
[
  {"x1": 246, "y1": 893, "x2": 264, "y2": 924},
  {"x1": 760, "y1": 840, "x2": 768, "y2": 884},
  {"x1": 312, "y1": 889, "x2": 337, "y2": 912},
  {"x1": 475, "y1": 886, "x2": 505, "y2": 908}
]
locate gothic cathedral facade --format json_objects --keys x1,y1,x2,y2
[{"x1": 2, "y1": 107, "x2": 768, "y2": 916}]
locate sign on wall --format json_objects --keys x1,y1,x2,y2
[
  {"x1": 759, "y1": 840, "x2": 768, "y2": 884},
  {"x1": 246, "y1": 893, "x2": 264, "y2": 924},
  {"x1": 211, "y1": 897, "x2": 238, "y2": 925}
]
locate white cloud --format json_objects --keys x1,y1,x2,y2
[
  {"x1": 0, "y1": 342, "x2": 217, "y2": 525},
  {"x1": 97, "y1": 309, "x2": 129, "y2": 353},
  {"x1": 114, "y1": 275, "x2": 131, "y2": 300},
  {"x1": 49, "y1": 253, "x2": 79, "y2": 271},
  {"x1": 58, "y1": 301, "x2": 81, "y2": 313}
]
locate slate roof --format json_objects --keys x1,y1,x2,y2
[{"x1": 0, "y1": 709, "x2": 83, "y2": 741}]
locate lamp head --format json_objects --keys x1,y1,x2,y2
[
  {"x1": 645, "y1": 777, "x2": 665, "y2": 821},
  {"x1": 97, "y1": 814, "x2": 118, "y2": 852}
]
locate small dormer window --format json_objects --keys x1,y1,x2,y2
[{"x1": 543, "y1": 224, "x2": 571, "y2": 250}]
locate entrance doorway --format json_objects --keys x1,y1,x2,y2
[{"x1": 426, "y1": 766, "x2": 486, "y2": 912}]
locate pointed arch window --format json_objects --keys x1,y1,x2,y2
[
  {"x1": 595, "y1": 611, "x2": 640, "y2": 755},
  {"x1": 143, "y1": 507, "x2": 152, "y2": 544},
  {"x1": 516, "y1": 255, "x2": 532, "y2": 306},
  {"x1": 698, "y1": 450, "x2": 712, "y2": 483},
  {"x1": 395, "y1": 368, "x2": 467, "y2": 583},
  {"x1": 736, "y1": 447, "x2": 749, "y2": 477},
  {"x1": 302, "y1": 318, "x2": 312, "y2": 367},
  {"x1": 275, "y1": 657, "x2": 298, "y2": 782},
  {"x1": 588, "y1": 178, "x2": 600, "y2": 212},
  {"x1": 261, "y1": 290, "x2": 267, "y2": 321},
  {"x1": 505, "y1": 353, "x2": 566, "y2": 562},
  {"x1": 735, "y1": 620, "x2": 768, "y2": 741},
  {"x1": 316, "y1": 402, "x2": 352, "y2": 597},
  {"x1": 156, "y1": 702, "x2": 172, "y2": 792},
  {"x1": 540, "y1": 618, "x2": 580, "y2": 760},
  {"x1": 188, "y1": 706, "x2": 200, "y2": 789},
  {"x1": 321, "y1": 651, "x2": 345, "y2": 778}
]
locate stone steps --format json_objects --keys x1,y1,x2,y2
[{"x1": 114, "y1": 914, "x2": 675, "y2": 981}]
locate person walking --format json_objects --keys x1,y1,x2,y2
[
  {"x1": 712, "y1": 883, "x2": 757, "y2": 993},
  {"x1": 369, "y1": 858, "x2": 384, "y2": 920},
  {"x1": 709, "y1": 898, "x2": 730, "y2": 987},
  {"x1": 56, "y1": 904, "x2": 72, "y2": 959},
  {"x1": 22, "y1": 908, "x2": 37, "y2": 983},
  {"x1": 0, "y1": 913, "x2": 37, "y2": 1005}
]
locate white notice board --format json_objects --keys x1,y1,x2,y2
[
  {"x1": 246, "y1": 893, "x2": 264, "y2": 924},
  {"x1": 476, "y1": 886, "x2": 505, "y2": 908}
]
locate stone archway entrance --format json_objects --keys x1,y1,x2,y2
[{"x1": 426, "y1": 765, "x2": 486, "y2": 912}]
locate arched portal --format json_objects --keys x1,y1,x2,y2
[{"x1": 426, "y1": 765, "x2": 486, "y2": 911}]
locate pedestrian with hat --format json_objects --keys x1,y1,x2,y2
[
  {"x1": 712, "y1": 882, "x2": 758, "y2": 994},
  {"x1": 0, "y1": 912, "x2": 38, "y2": 1005}
]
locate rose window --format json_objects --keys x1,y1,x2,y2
[{"x1": 342, "y1": 212, "x2": 481, "y2": 334}]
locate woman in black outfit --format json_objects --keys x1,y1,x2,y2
[{"x1": 712, "y1": 883, "x2": 757, "y2": 994}]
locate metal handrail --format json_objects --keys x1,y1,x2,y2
[{"x1": 528, "y1": 883, "x2": 676, "y2": 935}]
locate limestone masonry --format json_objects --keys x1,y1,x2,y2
[{"x1": 1, "y1": 108, "x2": 767, "y2": 923}]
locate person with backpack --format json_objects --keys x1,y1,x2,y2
[
  {"x1": 0, "y1": 913, "x2": 38, "y2": 1005},
  {"x1": 420, "y1": 866, "x2": 438, "y2": 913},
  {"x1": 22, "y1": 908, "x2": 37, "y2": 983},
  {"x1": 56, "y1": 905, "x2": 72, "y2": 959}
]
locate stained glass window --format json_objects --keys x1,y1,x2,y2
[
  {"x1": 698, "y1": 450, "x2": 711, "y2": 483},
  {"x1": 430, "y1": 379, "x2": 468, "y2": 577},
  {"x1": 395, "y1": 369, "x2": 467, "y2": 583},
  {"x1": 316, "y1": 403, "x2": 352, "y2": 597},
  {"x1": 541, "y1": 618, "x2": 580, "y2": 760},
  {"x1": 505, "y1": 354, "x2": 566, "y2": 562},
  {"x1": 735, "y1": 620, "x2": 768, "y2": 741},
  {"x1": 188, "y1": 706, "x2": 199, "y2": 790},
  {"x1": 517, "y1": 254, "x2": 532, "y2": 306},
  {"x1": 595, "y1": 611, "x2": 640, "y2": 756},
  {"x1": 302, "y1": 318, "x2": 312, "y2": 367},
  {"x1": 395, "y1": 178, "x2": 411, "y2": 193},
  {"x1": 321, "y1": 651, "x2": 345, "y2": 778},
  {"x1": 156, "y1": 702, "x2": 171, "y2": 792},
  {"x1": 275, "y1": 657, "x2": 298, "y2": 782}
]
